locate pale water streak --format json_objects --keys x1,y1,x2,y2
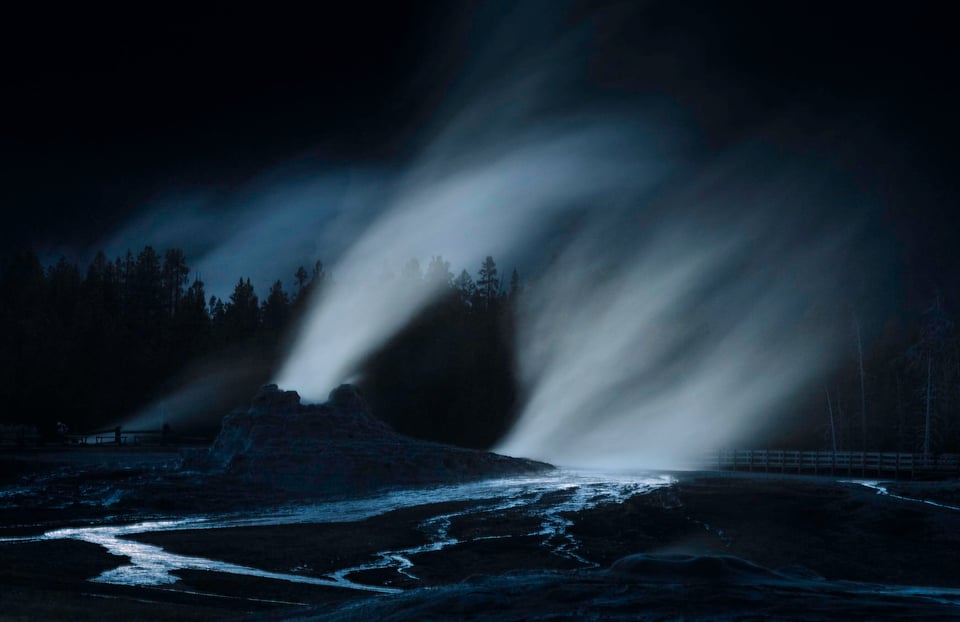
[
  {"x1": 0, "y1": 471, "x2": 672, "y2": 592},
  {"x1": 850, "y1": 480, "x2": 960, "y2": 512}
]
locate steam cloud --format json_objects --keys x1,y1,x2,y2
[
  {"x1": 496, "y1": 166, "x2": 853, "y2": 469},
  {"x1": 98, "y1": 176, "x2": 382, "y2": 299},
  {"x1": 275, "y1": 115, "x2": 858, "y2": 469},
  {"x1": 275, "y1": 126, "x2": 663, "y2": 398},
  {"x1": 110, "y1": 2, "x2": 867, "y2": 468}
]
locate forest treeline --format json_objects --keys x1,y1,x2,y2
[
  {"x1": 0, "y1": 248, "x2": 520, "y2": 448},
  {"x1": 0, "y1": 246, "x2": 958, "y2": 454},
  {"x1": 811, "y1": 298, "x2": 960, "y2": 456}
]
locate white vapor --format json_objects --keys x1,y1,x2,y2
[
  {"x1": 272, "y1": 5, "x2": 861, "y2": 464},
  {"x1": 108, "y1": 1, "x2": 866, "y2": 470},
  {"x1": 275, "y1": 126, "x2": 664, "y2": 399},
  {"x1": 495, "y1": 169, "x2": 853, "y2": 468},
  {"x1": 98, "y1": 175, "x2": 382, "y2": 299}
]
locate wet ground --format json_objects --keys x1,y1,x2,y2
[{"x1": 2, "y1": 448, "x2": 960, "y2": 620}]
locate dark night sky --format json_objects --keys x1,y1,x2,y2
[
  {"x1": 1, "y1": 1, "x2": 958, "y2": 310},
  {"x1": 0, "y1": 2, "x2": 451, "y2": 242}
]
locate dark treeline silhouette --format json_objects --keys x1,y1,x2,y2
[
  {"x1": 0, "y1": 247, "x2": 324, "y2": 437},
  {"x1": 360, "y1": 256, "x2": 521, "y2": 449},
  {"x1": 793, "y1": 297, "x2": 960, "y2": 457},
  {"x1": 0, "y1": 248, "x2": 520, "y2": 448},
  {"x1": 1, "y1": 246, "x2": 959, "y2": 454}
]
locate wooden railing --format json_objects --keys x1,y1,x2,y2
[
  {"x1": 0, "y1": 425, "x2": 41, "y2": 447},
  {"x1": 711, "y1": 449, "x2": 960, "y2": 479}
]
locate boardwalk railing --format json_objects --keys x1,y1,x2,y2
[
  {"x1": 711, "y1": 449, "x2": 960, "y2": 479},
  {"x1": 0, "y1": 425, "x2": 41, "y2": 447}
]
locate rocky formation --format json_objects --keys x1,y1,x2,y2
[{"x1": 197, "y1": 383, "x2": 551, "y2": 495}]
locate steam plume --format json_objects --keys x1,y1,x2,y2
[
  {"x1": 275, "y1": 126, "x2": 663, "y2": 399},
  {"x1": 496, "y1": 163, "x2": 854, "y2": 468}
]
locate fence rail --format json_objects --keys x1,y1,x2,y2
[
  {"x1": 0, "y1": 425, "x2": 41, "y2": 447},
  {"x1": 711, "y1": 449, "x2": 960, "y2": 479}
]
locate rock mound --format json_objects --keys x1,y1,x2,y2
[{"x1": 199, "y1": 384, "x2": 551, "y2": 495}]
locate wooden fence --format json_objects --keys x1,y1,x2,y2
[
  {"x1": 0, "y1": 425, "x2": 41, "y2": 447},
  {"x1": 711, "y1": 449, "x2": 960, "y2": 479}
]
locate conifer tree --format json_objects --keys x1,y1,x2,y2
[
  {"x1": 262, "y1": 280, "x2": 290, "y2": 332},
  {"x1": 475, "y1": 256, "x2": 499, "y2": 308},
  {"x1": 454, "y1": 269, "x2": 476, "y2": 306}
]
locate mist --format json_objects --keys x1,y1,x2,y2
[
  {"x1": 114, "y1": 352, "x2": 277, "y2": 433},
  {"x1": 275, "y1": 125, "x2": 664, "y2": 399},
  {"x1": 95, "y1": 174, "x2": 384, "y2": 299},
  {"x1": 496, "y1": 159, "x2": 857, "y2": 469},
  {"x1": 104, "y1": 2, "x2": 871, "y2": 468}
]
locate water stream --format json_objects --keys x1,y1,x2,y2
[
  {"x1": 0, "y1": 470, "x2": 673, "y2": 593},
  {"x1": 850, "y1": 480, "x2": 960, "y2": 512}
]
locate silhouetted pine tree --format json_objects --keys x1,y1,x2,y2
[
  {"x1": 209, "y1": 295, "x2": 226, "y2": 330},
  {"x1": 174, "y1": 278, "x2": 211, "y2": 359},
  {"x1": 475, "y1": 256, "x2": 500, "y2": 309},
  {"x1": 131, "y1": 247, "x2": 163, "y2": 323},
  {"x1": 223, "y1": 278, "x2": 260, "y2": 342},
  {"x1": 294, "y1": 265, "x2": 309, "y2": 296},
  {"x1": 160, "y1": 249, "x2": 190, "y2": 317},
  {"x1": 454, "y1": 270, "x2": 476, "y2": 307},
  {"x1": 508, "y1": 268, "x2": 520, "y2": 299},
  {"x1": 262, "y1": 280, "x2": 291, "y2": 333}
]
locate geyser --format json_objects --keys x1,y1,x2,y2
[
  {"x1": 274, "y1": 125, "x2": 663, "y2": 399},
  {"x1": 495, "y1": 165, "x2": 856, "y2": 469},
  {"x1": 117, "y1": 4, "x2": 868, "y2": 470},
  {"x1": 274, "y1": 136, "x2": 859, "y2": 469}
]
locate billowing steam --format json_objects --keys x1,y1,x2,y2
[
  {"x1": 98, "y1": 175, "x2": 382, "y2": 299},
  {"x1": 274, "y1": 113, "x2": 859, "y2": 468},
  {"x1": 496, "y1": 165, "x2": 853, "y2": 469},
  {"x1": 108, "y1": 2, "x2": 867, "y2": 468},
  {"x1": 275, "y1": 126, "x2": 663, "y2": 399}
]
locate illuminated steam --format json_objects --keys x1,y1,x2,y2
[
  {"x1": 99, "y1": 175, "x2": 382, "y2": 299},
  {"x1": 274, "y1": 112, "x2": 857, "y2": 469},
  {"x1": 108, "y1": 2, "x2": 865, "y2": 468},
  {"x1": 275, "y1": 126, "x2": 662, "y2": 399},
  {"x1": 496, "y1": 172, "x2": 852, "y2": 469}
]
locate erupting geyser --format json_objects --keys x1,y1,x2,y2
[
  {"x1": 273, "y1": 143, "x2": 859, "y2": 470},
  {"x1": 196, "y1": 383, "x2": 549, "y2": 494},
  {"x1": 274, "y1": 126, "x2": 661, "y2": 397},
  {"x1": 496, "y1": 182, "x2": 853, "y2": 469},
  {"x1": 129, "y1": 7, "x2": 868, "y2": 470}
]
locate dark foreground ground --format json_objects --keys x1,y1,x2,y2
[{"x1": 2, "y1": 448, "x2": 960, "y2": 620}]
